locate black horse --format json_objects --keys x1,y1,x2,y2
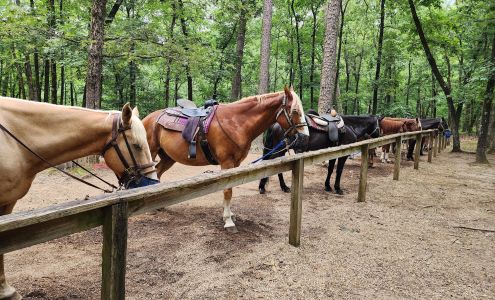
[
  {"x1": 259, "y1": 113, "x2": 380, "y2": 195},
  {"x1": 406, "y1": 117, "x2": 448, "y2": 160}
]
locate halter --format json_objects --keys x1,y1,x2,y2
[
  {"x1": 275, "y1": 94, "x2": 307, "y2": 137},
  {"x1": 368, "y1": 118, "x2": 381, "y2": 138},
  {"x1": 101, "y1": 113, "x2": 156, "y2": 189}
]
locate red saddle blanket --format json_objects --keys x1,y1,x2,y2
[{"x1": 156, "y1": 106, "x2": 218, "y2": 134}]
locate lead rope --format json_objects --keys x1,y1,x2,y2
[{"x1": 0, "y1": 122, "x2": 117, "y2": 193}]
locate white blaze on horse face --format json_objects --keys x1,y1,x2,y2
[
  {"x1": 127, "y1": 115, "x2": 159, "y2": 180},
  {"x1": 290, "y1": 91, "x2": 310, "y2": 136}
]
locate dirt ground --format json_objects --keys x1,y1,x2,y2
[{"x1": 5, "y1": 143, "x2": 495, "y2": 299}]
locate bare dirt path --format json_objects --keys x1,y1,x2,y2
[{"x1": 5, "y1": 147, "x2": 495, "y2": 299}]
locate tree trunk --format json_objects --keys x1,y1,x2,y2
[
  {"x1": 24, "y1": 54, "x2": 35, "y2": 100},
  {"x1": 70, "y1": 80, "x2": 75, "y2": 106},
  {"x1": 309, "y1": 3, "x2": 321, "y2": 109},
  {"x1": 273, "y1": 29, "x2": 280, "y2": 92},
  {"x1": 343, "y1": 45, "x2": 350, "y2": 114},
  {"x1": 258, "y1": 0, "x2": 272, "y2": 94},
  {"x1": 129, "y1": 59, "x2": 137, "y2": 107},
  {"x1": 164, "y1": 1, "x2": 176, "y2": 107},
  {"x1": 318, "y1": 0, "x2": 341, "y2": 114},
  {"x1": 475, "y1": 33, "x2": 495, "y2": 163},
  {"x1": 43, "y1": 59, "x2": 50, "y2": 102},
  {"x1": 106, "y1": 0, "x2": 124, "y2": 24},
  {"x1": 291, "y1": 0, "x2": 304, "y2": 99},
  {"x1": 353, "y1": 48, "x2": 363, "y2": 115},
  {"x1": 405, "y1": 60, "x2": 411, "y2": 106},
  {"x1": 33, "y1": 51, "x2": 41, "y2": 101},
  {"x1": 85, "y1": 0, "x2": 107, "y2": 109},
  {"x1": 178, "y1": 0, "x2": 193, "y2": 101},
  {"x1": 231, "y1": 1, "x2": 248, "y2": 101},
  {"x1": 408, "y1": 0, "x2": 462, "y2": 152},
  {"x1": 333, "y1": 0, "x2": 348, "y2": 111},
  {"x1": 371, "y1": 0, "x2": 385, "y2": 115},
  {"x1": 12, "y1": 48, "x2": 26, "y2": 99},
  {"x1": 50, "y1": 60, "x2": 57, "y2": 104}
]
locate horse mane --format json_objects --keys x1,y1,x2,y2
[{"x1": 232, "y1": 91, "x2": 283, "y2": 104}]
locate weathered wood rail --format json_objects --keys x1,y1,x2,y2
[{"x1": 0, "y1": 129, "x2": 443, "y2": 299}]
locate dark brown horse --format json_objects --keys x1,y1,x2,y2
[{"x1": 142, "y1": 87, "x2": 309, "y2": 231}]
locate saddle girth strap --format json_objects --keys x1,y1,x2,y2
[{"x1": 198, "y1": 121, "x2": 219, "y2": 165}]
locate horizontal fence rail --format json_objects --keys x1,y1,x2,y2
[{"x1": 0, "y1": 129, "x2": 442, "y2": 299}]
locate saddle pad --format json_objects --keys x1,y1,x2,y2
[
  {"x1": 157, "y1": 106, "x2": 217, "y2": 133},
  {"x1": 306, "y1": 115, "x2": 328, "y2": 132}
]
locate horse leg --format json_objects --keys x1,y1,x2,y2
[
  {"x1": 221, "y1": 161, "x2": 238, "y2": 232},
  {"x1": 334, "y1": 156, "x2": 348, "y2": 195},
  {"x1": 259, "y1": 177, "x2": 269, "y2": 194},
  {"x1": 0, "y1": 204, "x2": 21, "y2": 300},
  {"x1": 278, "y1": 173, "x2": 290, "y2": 193},
  {"x1": 155, "y1": 149, "x2": 175, "y2": 178},
  {"x1": 325, "y1": 159, "x2": 336, "y2": 192}
]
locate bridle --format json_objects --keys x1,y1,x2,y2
[
  {"x1": 101, "y1": 113, "x2": 156, "y2": 189},
  {"x1": 275, "y1": 94, "x2": 307, "y2": 137},
  {"x1": 365, "y1": 118, "x2": 381, "y2": 138}
]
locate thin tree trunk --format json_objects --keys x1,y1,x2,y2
[
  {"x1": 371, "y1": 0, "x2": 385, "y2": 115},
  {"x1": 70, "y1": 80, "x2": 75, "y2": 106},
  {"x1": 24, "y1": 54, "x2": 35, "y2": 100},
  {"x1": 178, "y1": 0, "x2": 193, "y2": 100},
  {"x1": 273, "y1": 29, "x2": 280, "y2": 92},
  {"x1": 291, "y1": 0, "x2": 303, "y2": 98},
  {"x1": 43, "y1": 59, "x2": 50, "y2": 102},
  {"x1": 405, "y1": 60, "x2": 411, "y2": 106},
  {"x1": 85, "y1": 0, "x2": 107, "y2": 109},
  {"x1": 164, "y1": 1, "x2": 176, "y2": 107},
  {"x1": 343, "y1": 44, "x2": 350, "y2": 114},
  {"x1": 50, "y1": 60, "x2": 57, "y2": 104},
  {"x1": 333, "y1": 0, "x2": 348, "y2": 111},
  {"x1": 408, "y1": 0, "x2": 462, "y2": 152},
  {"x1": 12, "y1": 48, "x2": 26, "y2": 99},
  {"x1": 258, "y1": 0, "x2": 272, "y2": 94},
  {"x1": 475, "y1": 33, "x2": 495, "y2": 163},
  {"x1": 34, "y1": 51, "x2": 41, "y2": 101},
  {"x1": 106, "y1": 0, "x2": 124, "y2": 24},
  {"x1": 309, "y1": 3, "x2": 320, "y2": 109},
  {"x1": 385, "y1": 64, "x2": 391, "y2": 105},
  {"x1": 318, "y1": 0, "x2": 341, "y2": 114},
  {"x1": 231, "y1": 1, "x2": 248, "y2": 101},
  {"x1": 129, "y1": 59, "x2": 137, "y2": 107},
  {"x1": 353, "y1": 48, "x2": 363, "y2": 115}
]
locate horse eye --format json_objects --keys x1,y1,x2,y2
[{"x1": 133, "y1": 144, "x2": 143, "y2": 150}]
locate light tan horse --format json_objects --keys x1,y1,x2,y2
[
  {"x1": 142, "y1": 87, "x2": 309, "y2": 232},
  {"x1": 0, "y1": 97, "x2": 158, "y2": 300}
]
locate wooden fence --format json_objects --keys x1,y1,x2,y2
[{"x1": 0, "y1": 129, "x2": 445, "y2": 299}]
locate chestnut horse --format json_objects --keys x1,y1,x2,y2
[
  {"x1": 0, "y1": 98, "x2": 158, "y2": 300},
  {"x1": 378, "y1": 117, "x2": 421, "y2": 163},
  {"x1": 142, "y1": 87, "x2": 309, "y2": 231}
]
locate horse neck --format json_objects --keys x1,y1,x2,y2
[
  {"x1": 219, "y1": 93, "x2": 283, "y2": 146},
  {"x1": 1, "y1": 100, "x2": 112, "y2": 174}
]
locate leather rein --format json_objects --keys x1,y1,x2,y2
[{"x1": 101, "y1": 113, "x2": 156, "y2": 189}]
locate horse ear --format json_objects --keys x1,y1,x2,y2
[
  {"x1": 122, "y1": 103, "x2": 133, "y2": 127},
  {"x1": 284, "y1": 85, "x2": 292, "y2": 100},
  {"x1": 132, "y1": 106, "x2": 140, "y2": 118}
]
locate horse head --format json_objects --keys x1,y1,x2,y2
[
  {"x1": 101, "y1": 103, "x2": 159, "y2": 189},
  {"x1": 274, "y1": 86, "x2": 310, "y2": 137},
  {"x1": 368, "y1": 116, "x2": 381, "y2": 138}
]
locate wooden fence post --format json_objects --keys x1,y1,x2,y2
[
  {"x1": 101, "y1": 202, "x2": 128, "y2": 300},
  {"x1": 393, "y1": 136, "x2": 402, "y2": 180},
  {"x1": 414, "y1": 133, "x2": 421, "y2": 170},
  {"x1": 289, "y1": 158, "x2": 304, "y2": 247},
  {"x1": 357, "y1": 144, "x2": 369, "y2": 202},
  {"x1": 428, "y1": 132, "x2": 433, "y2": 163},
  {"x1": 433, "y1": 131, "x2": 438, "y2": 157}
]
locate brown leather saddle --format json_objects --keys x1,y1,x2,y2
[
  {"x1": 306, "y1": 113, "x2": 345, "y2": 144},
  {"x1": 156, "y1": 99, "x2": 219, "y2": 164}
]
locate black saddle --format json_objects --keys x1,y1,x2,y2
[{"x1": 177, "y1": 99, "x2": 219, "y2": 117}]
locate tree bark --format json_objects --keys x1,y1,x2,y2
[
  {"x1": 353, "y1": 47, "x2": 363, "y2": 115},
  {"x1": 231, "y1": 1, "x2": 248, "y2": 101},
  {"x1": 24, "y1": 54, "x2": 35, "y2": 100},
  {"x1": 70, "y1": 80, "x2": 75, "y2": 106},
  {"x1": 12, "y1": 48, "x2": 26, "y2": 99},
  {"x1": 291, "y1": 0, "x2": 303, "y2": 99},
  {"x1": 371, "y1": 0, "x2": 385, "y2": 115},
  {"x1": 475, "y1": 33, "x2": 495, "y2": 163},
  {"x1": 85, "y1": 0, "x2": 107, "y2": 109},
  {"x1": 106, "y1": 0, "x2": 124, "y2": 24},
  {"x1": 129, "y1": 59, "x2": 137, "y2": 107},
  {"x1": 333, "y1": 0, "x2": 348, "y2": 111},
  {"x1": 318, "y1": 0, "x2": 341, "y2": 114},
  {"x1": 33, "y1": 51, "x2": 41, "y2": 101},
  {"x1": 178, "y1": 0, "x2": 193, "y2": 101},
  {"x1": 258, "y1": 0, "x2": 272, "y2": 94},
  {"x1": 43, "y1": 59, "x2": 50, "y2": 102},
  {"x1": 309, "y1": 3, "x2": 321, "y2": 109},
  {"x1": 408, "y1": 0, "x2": 462, "y2": 151},
  {"x1": 164, "y1": 1, "x2": 176, "y2": 107},
  {"x1": 50, "y1": 60, "x2": 57, "y2": 104}
]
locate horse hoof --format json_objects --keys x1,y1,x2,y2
[
  {"x1": 325, "y1": 186, "x2": 332, "y2": 192},
  {"x1": 335, "y1": 189, "x2": 344, "y2": 195},
  {"x1": 259, "y1": 188, "x2": 266, "y2": 194},
  {"x1": 281, "y1": 186, "x2": 291, "y2": 193},
  {"x1": 225, "y1": 226, "x2": 238, "y2": 233}
]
